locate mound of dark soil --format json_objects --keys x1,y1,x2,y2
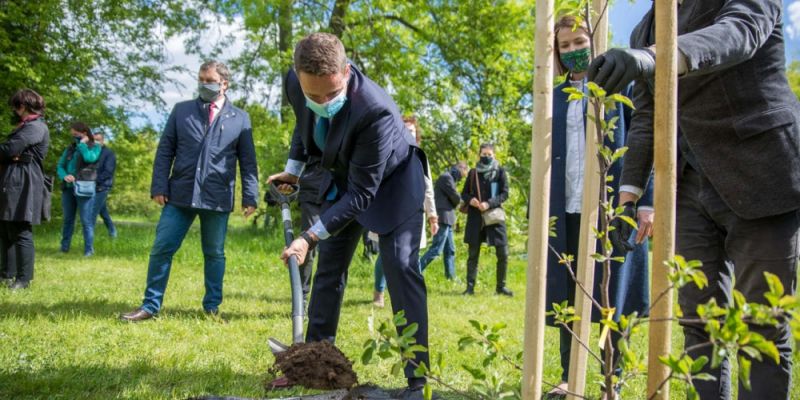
[{"x1": 271, "y1": 341, "x2": 358, "y2": 391}]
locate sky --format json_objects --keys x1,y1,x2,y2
[{"x1": 132, "y1": 1, "x2": 800, "y2": 129}]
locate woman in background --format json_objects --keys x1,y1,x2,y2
[
  {"x1": 0, "y1": 89, "x2": 50, "y2": 290},
  {"x1": 543, "y1": 15, "x2": 653, "y2": 398}
]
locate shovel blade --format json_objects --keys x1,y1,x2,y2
[{"x1": 268, "y1": 337, "x2": 290, "y2": 355}]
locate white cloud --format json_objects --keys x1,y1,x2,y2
[{"x1": 786, "y1": 1, "x2": 800, "y2": 39}]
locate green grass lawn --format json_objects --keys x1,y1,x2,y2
[{"x1": 0, "y1": 217, "x2": 797, "y2": 399}]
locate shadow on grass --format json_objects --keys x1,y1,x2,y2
[
  {"x1": 0, "y1": 299, "x2": 280, "y2": 322},
  {"x1": 0, "y1": 361, "x2": 469, "y2": 400},
  {"x1": 0, "y1": 361, "x2": 267, "y2": 400}
]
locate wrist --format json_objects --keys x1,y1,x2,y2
[{"x1": 301, "y1": 231, "x2": 318, "y2": 250}]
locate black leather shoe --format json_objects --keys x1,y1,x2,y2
[
  {"x1": 120, "y1": 308, "x2": 155, "y2": 322},
  {"x1": 9, "y1": 280, "x2": 30, "y2": 290},
  {"x1": 496, "y1": 287, "x2": 514, "y2": 297},
  {"x1": 462, "y1": 287, "x2": 475, "y2": 296}
]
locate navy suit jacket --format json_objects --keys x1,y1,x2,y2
[
  {"x1": 151, "y1": 98, "x2": 259, "y2": 212},
  {"x1": 285, "y1": 64, "x2": 425, "y2": 235}
]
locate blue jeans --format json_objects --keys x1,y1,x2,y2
[
  {"x1": 93, "y1": 190, "x2": 117, "y2": 237},
  {"x1": 141, "y1": 204, "x2": 230, "y2": 314},
  {"x1": 61, "y1": 188, "x2": 96, "y2": 255},
  {"x1": 418, "y1": 223, "x2": 456, "y2": 279},
  {"x1": 374, "y1": 255, "x2": 386, "y2": 292}
]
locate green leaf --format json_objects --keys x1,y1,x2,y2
[
  {"x1": 361, "y1": 345, "x2": 375, "y2": 365},
  {"x1": 738, "y1": 355, "x2": 752, "y2": 391},
  {"x1": 691, "y1": 356, "x2": 708, "y2": 373},
  {"x1": 617, "y1": 215, "x2": 638, "y2": 230},
  {"x1": 462, "y1": 364, "x2": 487, "y2": 380},
  {"x1": 402, "y1": 323, "x2": 419, "y2": 339},
  {"x1": 423, "y1": 383, "x2": 433, "y2": 400}
]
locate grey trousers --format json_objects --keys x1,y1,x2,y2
[{"x1": 676, "y1": 167, "x2": 798, "y2": 400}]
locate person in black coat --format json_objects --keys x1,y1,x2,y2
[
  {"x1": 0, "y1": 89, "x2": 50, "y2": 290},
  {"x1": 419, "y1": 162, "x2": 468, "y2": 279},
  {"x1": 588, "y1": 1, "x2": 800, "y2": 398},
  {"x1": 92, "y1": 131, "x2": 117, "y2": 238},
  {"x1": 461, "y1": 143, "x2": 512, "y2": 296}
]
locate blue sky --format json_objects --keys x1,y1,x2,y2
[{"x1": 609, "y1": 0, "x2": 800, "y2": 61}]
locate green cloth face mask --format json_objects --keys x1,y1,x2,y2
[{"x1": 560, "y1": 48, "x2": 591, "y2": 74}]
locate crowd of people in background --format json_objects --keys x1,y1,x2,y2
[{"x1": 2, "y1": 1, "x2": 800, "y2": 398}]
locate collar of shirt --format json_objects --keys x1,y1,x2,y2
[{"x1": 212, "y1": 97, "x2": 225, "y2": 112}]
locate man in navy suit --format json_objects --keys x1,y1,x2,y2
[
  {"x1": 120, "y1": 60, "x2": 259, "y2": 322},
  {"x1": 269, "y1": 33, "x2": 429, "y2": 399}
]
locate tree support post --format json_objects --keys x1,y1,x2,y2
[
  {"x1": 566, "y1": 1, "x2": 608, "y2": 398},
  {"x1": 647, "y1": 1, "x2": 679, "y2": 399},
  {"x1": 522, "y1": 0, "x2": 555, "y2": 398}
]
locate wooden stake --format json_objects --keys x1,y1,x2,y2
[
  {"x1": 566, "y1": 1, "x2": 607, "y2": 398},
  {"x1": 647, "y1": 0, "x2": 678, "y2": 399},
  {"x1": 521, "y1": 0, "x2": 554, "y2": 398}
]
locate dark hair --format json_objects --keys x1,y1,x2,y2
[
  {"x1": 554, "y1": 15, "x2": 590, "y2": 76},
  {"x1": 199, "y1": 60, "x2": 232, "y2": 82},
  {"x1": 69, "y1": 122, "x2": 95, "y2": 144},
  {"x1": 479, "y1": 143, "x2": 495, "y2": 152},
  {"x1": 403, "y1": 115, "x2": 421, "y2": 145},
  {"x1": 9, "y1": 89, "x2": 45, "y2": 115},
  {"x1": 294, "y1": 32, "x2": 348, "y2": 76}
]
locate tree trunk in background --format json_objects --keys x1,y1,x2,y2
[
  {"x1": 329, "y1": 0, "x2": 350, "y2": 38},
  {"x1": 278, "y1": 0, "x2": 293, "y2": 123}
]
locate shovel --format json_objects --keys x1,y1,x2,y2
[{"x1": 266, "y1": 181, "x2": 304, "y2": 354}]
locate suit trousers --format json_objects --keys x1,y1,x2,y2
[
  {"x1": 677, "y1": 167, "x2": 798, "y2": 400},
  {"x1": 306, "y1": 209, "x2": 428, "y2": 381}
]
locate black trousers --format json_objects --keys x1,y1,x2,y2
[
  {"x1": 677, "y1": 167, "x2": 798, "y2": 400},
  {"x1": 299, "y1": 201, "x2": 322, "y2": 298},
  {"x1": 466, "y1": 239, "x2": 509, "y2": 290},
  {"x1": 0, "y1": 221, "x2": 35, "y2": 283},
  {"x1": 558, "y1": 213, "x2": 581, "y2": 381},
  {"x1": 306, "y1": 210, "x2": 428, "y2": 381}
]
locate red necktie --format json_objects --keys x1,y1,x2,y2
[{"x1": 209, "y1": 103, "x2": 216, "y2": 124}]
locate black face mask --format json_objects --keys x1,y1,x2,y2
[
  {"x1": 9, "y1": 111, "x2": 20, "y2": 125},
  {"x1": 450, "y1": 167, "x2": 462, "y2": 182},
  {"x1": 480, "y1": 156, "x2": 493, "y2": 165}
]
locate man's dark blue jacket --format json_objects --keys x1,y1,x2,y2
[
  {"x1": 151, "y1": 97, "x2": 259, "y2": 212},
  {"x1": 96, "y1": 146, "x2": 116, "y2": 192},
  {"x1": 285, "y1": 64, "x2": 425, "y2": 235}
]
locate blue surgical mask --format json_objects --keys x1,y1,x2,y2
[{"x1": 305, "y1": 87, "x2": 348, "y2": 119}]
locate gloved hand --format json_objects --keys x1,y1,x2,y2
[
  {"x1": 610, "y1": 201, "x2": 637, "y2": 253},
  {"x1": 587, "y1": 48, "x2": 656, "y2": 94}
]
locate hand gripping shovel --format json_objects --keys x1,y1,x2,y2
[{"x1": 266, "y1": 181, "x2": 304, "y2": 355}]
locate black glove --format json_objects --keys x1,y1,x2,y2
[
  {"x1": 587, "y1": 48, "x2": 656, "y2": 95},
  {"x1": 610, "y1": 201, "x2": 636, "y2": 253}
]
